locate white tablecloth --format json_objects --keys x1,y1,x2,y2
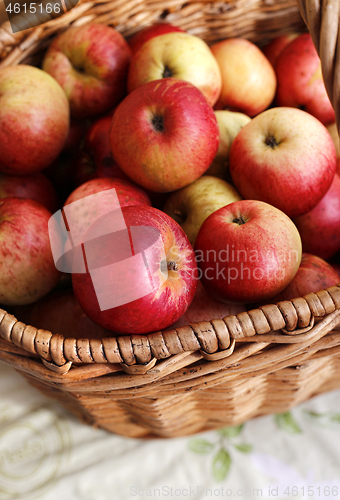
[{"x1": 1, "y1": 360, "x2": 340, "y2": 500}]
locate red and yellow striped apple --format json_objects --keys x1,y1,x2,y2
[
  {"x1": 72, "y1": 206, "x2": 198, "y2": 334},
  {"x1": 0, "y1": 65, "x2": 69, "y2": 175},
  {"x1": 275, "y1": 34, "x2": 335, "y2": 125},
  {"x1": 0, "y1": 198, "x2": 61, "y2": 306},
  {"x1": 43, "y1": 24, "x2": 131, "y2": 118},
  {"x1": 110, "y1": 79, "x2": 220, "y2": 193},
  {"x1": 229, "y1": 107, "x2": 337, "y2": 218},
  {"x1": 194, "y1": 200, "x2": 302, "y2": 304}
]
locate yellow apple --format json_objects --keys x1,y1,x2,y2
[
  {"x1": 163, "y1": 175, "x2": 241, "y2": 245},
  {"x1": 211, "y1": 38, "x2": 276, "y2": 116},
  {"x1": 127, "y1": 32, "x2": 222, "y2": 107},
  {"x1": 206, "y1": 110, "x2": 251, "y2": 178}
]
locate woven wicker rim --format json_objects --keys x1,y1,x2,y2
[{"x1": 0, "y1": 0, "x2": 339, "y2": 375}]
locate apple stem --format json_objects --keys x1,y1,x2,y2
[
  {"x1": 162, "y1": 65, "x2": 172, "y2": 78},
  {"x1": 167, "y1": 261, "x2": 179, "y2": 271},
  {"x1": 232, "y1": 216, "x2": 247, "y2": 225},
  {"x1": 265, "y1": 135, "x2": 278, "y2": 149},
  {"x1": 151, "y1": 115, "x2": 165, "y2": 133}
]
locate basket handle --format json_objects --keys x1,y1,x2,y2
[
  {"x1": 297, "y1": 0, "x2": 340, "y2": 132},
  {"x1": 0, "y1": 285, "x2": 339, "y2": 373}
]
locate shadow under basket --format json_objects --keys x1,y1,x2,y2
[{"x1": 1, "y1": 0, "x2": 340, "y2": 438}]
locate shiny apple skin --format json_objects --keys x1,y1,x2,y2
[
  {"x1": 275, "y1": 34, "x2": 335, "y2": 126},
  {"x1": 43, "y1": 24, "x2": 131, "y2": 118},
  {"x1": 268, "y1": 253, "x2": 340, "y2": 303},
  {"x1": 128, "y1": 23, "x2": 184, "y2": 55},
  {"x1": 194, "y1": 200, "x2": 302, "y2": 304},
  {"x1": 0, "y1": 198, "x2": 61, "y2": 306},
  {"x1": 72, "y1": 206, "x2": 198, "y2": 334},
  {"x1": 0, "y1": 65, "x2": 69, "y2": 175},
  {"x1": 110, "y1": 79, "x2": 219, "y2": 193},
  {"x1": 293, "y1": 174, "x2": 340, "y2": 260},
  {"x1": 229, "y1": 107, "x2": 337, "y2": 218},
  {"x1": 0, "y1": 172, "x2": 59, "y2": 213}
]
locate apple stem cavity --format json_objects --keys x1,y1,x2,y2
[
  {"x1": 74, "y1": 65, "x2": 86, "y2": 75},
  {"x1": 265, "y1": 135, "x2": 278, "y2": 149},
  {"x1": 232, "y1": 216, "x2": 247, "y2": 225},
  {"x1": 162, "y1": 65, "x2": 172, "y2": 78},
  {"x1": 167, "y1": 260, "x2": 179, "y2": 271},
  {"x1": 151, "y1": 114, "x2": 165, "y2": 133}
]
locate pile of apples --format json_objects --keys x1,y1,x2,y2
[{"x1": 0, "y1": 22, "x2": 340, "y2": 338}]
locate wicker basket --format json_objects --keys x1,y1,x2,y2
[{"x1": 0, "y1": 0, "x2": 340, "y2": 439}]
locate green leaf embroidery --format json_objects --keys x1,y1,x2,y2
[
  {"x1": 212, "y1": 448, "x2": 232, "y2": 481},
  {"x1": 303, "y1": 410, "x2": 323, "y2": 418},
  {"x1": 217, "y1": 424, "x2": 244, "y2": 438},
  {"x1": 274, "y1": 412, "x2": 302, "y2": 434},
  {"x1": 189, "y1": 438, "x2": 215, "y2": 454},
  {"x1": 234, "y1": 443, "x2": 253, "y2": 453}
]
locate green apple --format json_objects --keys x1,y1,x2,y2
[
  {"x1": 206, "y1": 110, "x2": 251, "y2": 178},
  {"x1": 163, "y1": 175, "x2": 241, "y2": 246}
]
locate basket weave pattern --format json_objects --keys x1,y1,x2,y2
[{"x1": 0, "y1": 0, "x2": 339, "y2": 438}]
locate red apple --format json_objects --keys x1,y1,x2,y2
[
  {"x1": 128, "y1": 23, "x2": 184, "y2": 54},
  {"x1": 275, "y1": 33, "x2": 335, "y2": 126},
  {"x1": 172, "y1": 280, "x2": 245, "y2": 328},
  {"x1": 74, "y1": 115, "x2": 167, "y2": 207},
  {"x1": 127, "y1": 32, "x2": 222, "y2": 107},
  {"x1": 63, "y1": 118, "x2": 90, "y2": 153},
  {"x1": 14, "y1": 289, "x2": 109, "y2": 339},
  {"x1": 229, "y1": 107, "x2": 337, "y2": 218},
  {"x1": 81, "y1": 114, "x2": 129, "y2": 182},
  {"x1": 268, "y1": 253, "x2": 339, "y2": 303},
  {"x1": 42, "y1": 24, "x2": 132, "y2": 118},
  {"x1": 72, "y1": 205, "x2": 198, "y2": 334},
  {"x1": 74, "y1": 150, "x2": 99, "y2": 187},
  {"x1": 0, "y1": 65, "x2": 69, "y2": 175},
  {"x1": 293, "y1": 174, "x2": 340, "y2": 260},
  {"x1": 211, "y1": 38, "x2": 276, "y2": 117},
  {"x1": 194, "y1": 200, "x2": 302, "y2": 304},
  {"x1": 110, "y1": 79, "x2": 219, "y2": 193},
  {"x1": 74, "y1": 113, "x2": 130, "y2": 187},
  {"x1": 262, "y1": 33, "x2": 299, "y2": 68},
  {"x1": 0, "y1": 172, "x2": 59, "y2": 213},
  {"x1": 66, "y1": 177, "x2": 151, "y2": 209},
  {"x1": 64, "y1": 177, "x2": 151, "y2": 246},
  {"x1": 0, "y1": 198, "x2": 61, "y2": 306}
]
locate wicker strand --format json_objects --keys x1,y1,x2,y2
[
  {"x1": 297, "y1": 0, "x2": 340, "y2": 132},
  {"x1": 0, "y1": 285, "x2": 339, "y2": 370},
  {"x1": 0, "y1": 0, "x2": 306, "y2": 67}
]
